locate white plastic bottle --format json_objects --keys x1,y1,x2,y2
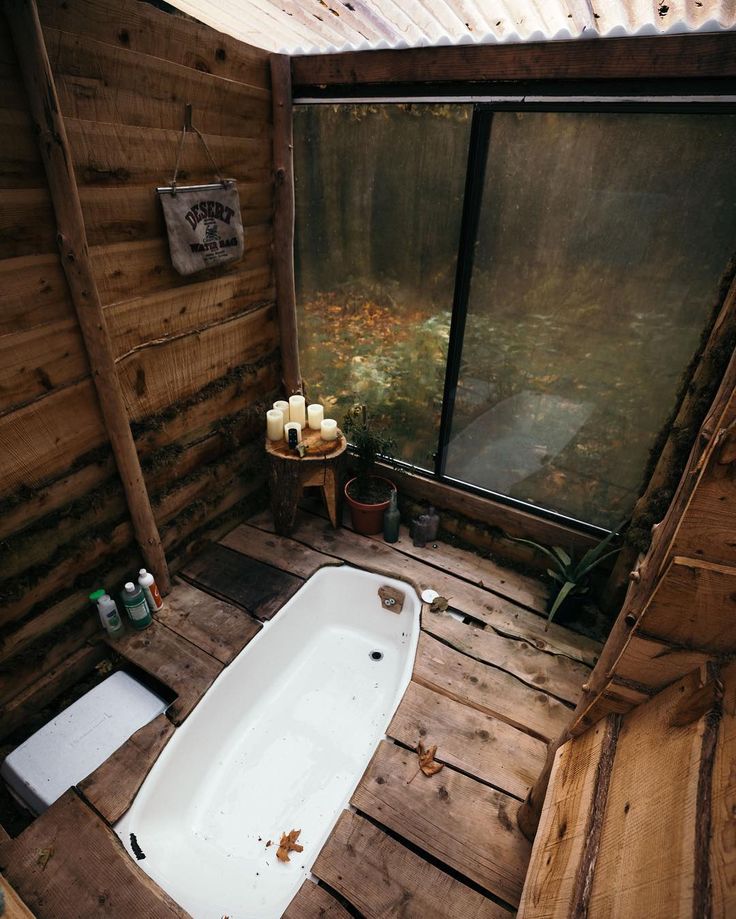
[
  {"x1": 137, "y1": 568, "x2": 163, "y2": 612},
  {"x1": 97, "y1": 593, "x2": 125, "y2": 639}
]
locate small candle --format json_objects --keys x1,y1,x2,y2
[
  {"x1": 266, "y1": 409, "x2": 284, "y2": 441},
  {"x1": 307, "y1": 403, "x2": 324, "y2": 430},
  {"x1": 320, "y1": 419, "x2": 338, "y2": 442},
  {"x1": 273, "y1": 400, "x2": 289, "y2": 424},
  {"x1": 284, "y1": 421, "x2": 302, "y2": 444},
  {"x1": 288, "y1": 395, "x2": 306, "y2": 428}
]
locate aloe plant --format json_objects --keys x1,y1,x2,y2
[{"x1": 513, "y1": 523, "x2": 624, "y2": 626}]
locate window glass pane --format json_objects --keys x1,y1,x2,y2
[
  {"x1": 294, "y1": 103, "x2": 471, "y2": 468},
  {"x1": 446, "y1": 112, "x2": 736, "y2": 528}
]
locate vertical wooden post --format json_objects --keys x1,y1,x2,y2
[
  {"x1": 270, "y1": 53, "x2": 302, "y2": 395},
  {"x1": 5, "y1": 0, "x2": 171, "y2": 593}
]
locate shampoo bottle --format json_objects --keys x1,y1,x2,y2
[
  {"x1": 138, "y1": 568, "x2": 163, "y2": 612},
  {"x1": 122, "y1": 581, "x2": 152, "y2": 630},
  {"x1": 383, "y1": 490, "x2": 400, "y2": 543},
  {"x1": 97, "y1": 593, "x2": 125, "y2": 639}
]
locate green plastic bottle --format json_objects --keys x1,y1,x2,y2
[
  {"x1": 383, "y1": 490, "x2": 400, "y2": 543},
  {"x1": 122, "y1": 581, "x2": 152, "y2": 630}
]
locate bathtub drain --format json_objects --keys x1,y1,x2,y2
[{"x1": 369, "y1": 650, "x2": 384, "y2": 662}]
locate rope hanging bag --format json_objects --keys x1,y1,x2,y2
[{"x1": 157, "y1": 106, "x2": 245, "y2": 276}]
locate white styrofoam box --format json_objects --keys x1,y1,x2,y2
[{"x1": 1, "y1": 670, "x2": 168, "y2": 814}]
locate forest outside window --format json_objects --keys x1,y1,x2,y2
[{"x1": 294, "y1": 103, "x2": 736, "y2": 531}]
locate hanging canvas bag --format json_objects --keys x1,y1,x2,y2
[{"x1": 157, "y1": 109, "x2": 244, "y2": 276}]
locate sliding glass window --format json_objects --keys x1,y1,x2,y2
[
  {"x1": 294, "y1": 103, "x2": 472, "y2": 468},
  {"x1": 294, "y1": 103, "x2": 736, "y2": 531},
  {"x1": 444, "y1": 112, "x2": 736, "y2": 528}
]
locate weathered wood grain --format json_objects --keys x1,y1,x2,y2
[
  {"x1": 281, "y1": 880, "x2": 351, "y2": 919},
  {"x1": 422, "y1": 603, "x2": 589, "y2": 705},
  {"x1": 270, "y1": 53, "x2": 301, "y2": 394},
  {"x1": 219, "y1": 522, "x2": 342, "y2": 579},
  {"x1": 105, "y1": 266, "x2": 273, "y2": 357},
  {"x1": 613, "y1": 632, "x2": 710, "y2": 695},
  {"x1": 413, "y1": 632, "x2": 572, "y2": 743},
  {"x1": 155, "y1": 578, "x2": 261, "y2": 664},
  {"x1": 68, "y1": 118, "x2": 270, "y2": 189},
  {"x1": 0, "y1": 187, "x2": 56, "y2": 257},
  {"x1": 587, "y1": 668, "x2": 716, "y2": 917},
  {"x1": 351, "y1": 739, "x2": 530, "y2": 907},
  {"x1": 181, "y1": 542, "x2": 302, "y2": 621},
  {"x1": 46, "y1": 28, "x2": 271, "y2": 137},
  {"x1": 91, "y1": 226, "x2": 272, "y2": 307},
  {"x1": 387, "y1": 681, "x2": 546, "y2": 801},
  {"x1": 0, "y1": 253, "x2": 75, "y2": 335},
  {"x1": 37, "y1": 0, "x2": 270, "y2": 88},
  {"x1": 0, "y1": 872, "x2": 36, "y2": 918},
  {"x1": 0, "y1": 109, "x2": 44, "y2": 188},
  {"x1": 367, "y1": 524, "x2": 549, "y2": 613},
  {"x1": 0, "y1": 790, "x2": 190, "y2": 918},
  {"x1": 116, "y1": 304, "x2": 278, "y2": 420},
  {"x1": 314, "y1": 810, "x2": 511, "y2": 918},
  {"x1": 247, "y1": 510, "x2": 601, "y2": 667},
  {"x1": 110, "y1": 619, "x2": 221, "y2": 724},
  {"x1": 78, "y1": 712, "x2": 175, "y2": 824},
  {"x1": 292, "y1": 32, "x2": 736, "y2": 88},
  {"x1": 0, "y1": 319, "x2": 88, "y2": 412},
  {"x1": 0, "y1": 379, "x2": 107, "y2": 494},
  {"x1": 518, "y1": 716, "x2": 617, "y2": 918},
  {"x1": 711, "y1": 659, "x2": 736, "y2": 919}
]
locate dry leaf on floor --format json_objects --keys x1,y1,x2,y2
[
  {"x1": 36, "y1": 846, "x2": 54, "y2": 870},
  {"x1": 429, "y1": 596, "x2": 449, "y2": 614},
  {"x1": 418, "y1": 741, "x2": 444, "y2": 777},
  {"x1": 276, "y1": 828, "x2": 303, "y2": 863},
  {"x1": 407, "y1": 741, "x2": 445, "y2": 784}
]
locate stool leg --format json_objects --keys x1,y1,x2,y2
[
  {"x1": 322, "y1": 466, "x2": 340, "y2": 528},
  {"x1": 268, "y1": 462, "x2": 302, "y2": 536}
]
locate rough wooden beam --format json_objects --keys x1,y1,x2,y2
[
  {"x1": 5, "y1": 0, "x2": 170, "y2": 592},
  {"x1": 270, "y1": 53, "x2": 301, "y2": 395},
  {"x1": 292, "y1": 32, "x2": 736, "y2": 89}
]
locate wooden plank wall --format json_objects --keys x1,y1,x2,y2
[
  {"x1": 0, "y1": 0, "x2": 278, "y2": 737},
  {"x1": 519, "y1": 660, "x2": 735, "y2": 918}
]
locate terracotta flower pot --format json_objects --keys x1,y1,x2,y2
[{"x1": 344, "y1": 476, "x2": 396, "y2": 536}]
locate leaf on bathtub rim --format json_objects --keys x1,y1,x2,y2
[
  {"x1": 276, "y1": 828, "x2": 303, "y2": 863},
  {"x1": 418, "y1": 741, "x2": 444, "y2": 777}
]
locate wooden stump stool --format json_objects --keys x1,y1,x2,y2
[{"x1": 265, "y1": 427, "x2": 348, "y2": 536}]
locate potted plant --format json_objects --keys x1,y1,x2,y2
[
  {"x1": 342, "y1": 404, "x2": 397, "y2": 536},
  {"x1": 513, "y1": 523, "x2": 624, "y2": 628}
]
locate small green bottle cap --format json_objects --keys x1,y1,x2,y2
[{"x1": 89, "y1": 588, "x2": 106, "y2": 603}]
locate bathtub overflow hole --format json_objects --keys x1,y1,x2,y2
[{"x1": 369, "y1": 650, "x2": 384, "y2": 662}]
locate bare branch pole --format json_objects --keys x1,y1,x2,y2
[
  {"x1": 270, "y1": 53, "x2": 302, "y2": 396},
  {"x1": 5, "y1": 0, "x2": 171, "y2": 593}
]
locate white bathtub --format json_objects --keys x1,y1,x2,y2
[{"x1": 116, "y1": 566, "x2": 420, "y2": 919}]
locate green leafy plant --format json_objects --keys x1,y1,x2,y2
[
  {"x1": 513, "y1": 523, "x2": 624, "y2": 627},
  {"x1": 342, "y1": 403, "x2": 396, "y2": 503}
]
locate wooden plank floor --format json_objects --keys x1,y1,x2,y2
[
  {"x1": 0, "y1": 509, "x2": 599, "y2": 918},
  {"x1": 229, "y1": 508, "x2": 600, "y2": 916}
]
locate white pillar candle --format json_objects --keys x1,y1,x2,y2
[
  {"x1": 307, "y1": 403, "x2": 324, "y2": 430},
  {"x1": 288, "y1": 395, "x2": 306, "y2": 428},
  {"x1": 273, "y1": 400, "x2": 289, "y2": 423},
  {"x1": 320, "y1": 418, "x2": 338, "y2": 442},
  {"x1": 266, "y1": 409, "x2": 284, "y2": 441},
  {"x1": 284, "y1": 421, "x2": 302, "y2": 444}
]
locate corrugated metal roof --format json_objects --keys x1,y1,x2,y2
[{"x1": 166, "y1": 0, "x2": 736, "y2": 55}]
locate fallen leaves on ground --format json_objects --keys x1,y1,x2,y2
[
  {"x1": 36, "y1": 846, "x2": 54, "y2": 870},
  {"x1": 276, "y1": 829, "x2": 303, "y2": 863},
  {"x1": 407, "y1": 741, "x2": 445, "y2": 784},
  {"x1": 418, "y1": 741, "x2": 444, "y2": 776}
]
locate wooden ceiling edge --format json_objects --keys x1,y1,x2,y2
[{"x1": 291, "y1": 32, "x2": 736, "y2": 87}]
